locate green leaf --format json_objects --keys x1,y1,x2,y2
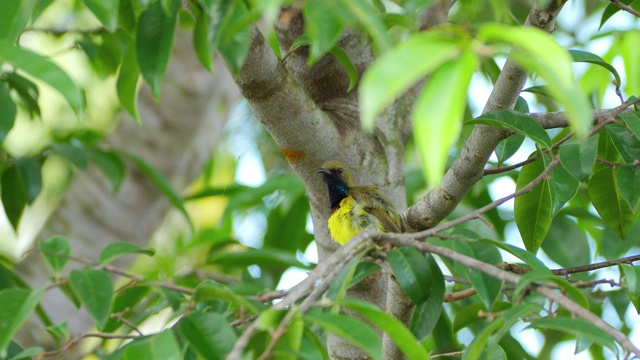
[
  {"x1": 326, "y1": 250, "x2": 373, "y2": 303},
  {"x1": 1, "y1": 166, "x2": 27, "y2": 230},
  {"x1": 480, "y1": 240, "x2": 549, "y2": 272},
  {"x1": 83, "y1": 0, "x2": 118, "y2": 32},
  {"x1": 529, "y1": 317, "x2": 618, "y2": 355},
  {"x1": 305, "y1": 314, "x2": 382, "y2": 360},
  {"x1": 605, "y1": 123, "x2": 640, "y2": 164},
  {"x1": 600, "y1": 0, "x2": 635, "y2": 29},
  {"x1": 349, "y1": 262, "x2": 382, "y2": 287},
  {"x1": 541, "y1": 215, "x2": 589, "y2": 268},
  {"x1": 521, "y1": 85, "x2": 555, "y2": 100},
  {"x1": 102, "y1": 285, "x2": 151, "y2": 333},
  {"x1": 478, "y1": 24, "x2": 592, "y2": 138},
  {"x1": 569, "y1": 50, "x2": 621, "y2": 87},
  {"x1": 1, "y1": 72, "x2": 40, "y2": 118},
  {"x1": 303, "y1": 0, "x2": 344, "y2": 64},
  {"x1": 256, "y1": 309, "x2": 304, "y2": 356},
  {"x1": 15, "y1": 157, "x2": 41, "y2": 204},
  {"x1": 360, "y1": 31, "x2": 462, "y2": 130},
  {"x1": 514, "y1": 156, "x2": 553, "y2": 252},
  {"x1": 177, "y1": 312, "x2": 237, "y2": 360},
  {"x1": 98, "y1": 242, "x2": 155, "y2": 264},
  {"x1": 0, "y1": 42, "x2": 84, "y2": 118},
  {"x1": 451, "y1": 241, "x2": 503, "y2": 311},
  {"x1": 54, "y1": 143, "x2": 89, "y2": 169},
  {"x1": 116, "y1": 43, "x2": 141, "y2": 124},
  {"x1": 589, "y1": 167, "x2": 634, "y2": 241},
  {"x1": 493, "y1": 98, "x2": 529, "y2": 165},
  {"x1": 192, "y1": 280, "x2": 259, "y2": 314},
  {"x1": 515, "y1": 270, "x2": 588, "y2": 309},
  {"x1": 495, "y1": 134, "x2": 525, "y2": 166},
  {"x1": 464, "y1": 303, "x2": 541, "y2": 360},
  {"x1": 208, "y1": 247, "x2": 311, "y2": 270},
  {"x1": 337, "y1": 0, "x2": 390, "y2": 52},
  {"x1": 258, "y1": 309, "x2": 287, "y2": 330},
  {"x1": 136, "y1": 0, "x2": 179, "y2": 100},
  {"x1": 620, "y1": 264, "x2": 640, "y2": 313},
  {"x1": 619, "y1": 111, "x2": 640, "y2": 140},
  {"x1": 464, "y1": 318, "x2": 505, "y2": 360},
  {"x1": 414, "y1": 49, "x2": 476, "y2": 186},
  {"x1": 193, "y1": 9, "x2": 213, "y2": 72},
  {"x1": 108, "y1": 329, "x2": 181, "y2": 360},
  {"x1": 219, "y1": 175, "x2": 305, "y2": 218},
  {"x1": 0, "y1": 0, "x2": 37, "y2": 42},
  {"x1": 559, "y1": 134, "x2": 599, "y2": 182},
  {"x1": 88, "y1": 149, "x2": 126, "y2": 191},
  {"x1": 453, "y1": 302, "x2": 512, "y2": 332},
  {"x1": 45, "y1": 321, "x2": 70, "y2": 341},
  {"x1": 0, "y1": 81, "x2": 16, "y2": 145},
  {"x1": 0, "y1": 288, "x2": 43, "y2": 358},
  {"x1": 338, "y1": 299, "x2": 430, "y2": 359},
  {"x1": 69, "y1": 269, "x2": 113, "y2": 329},
  {"x1": 617, "y1": 166, "x2": 640, "y2": 210},
  {"x1": 619, "y1": 25, "x2": 640, "y2": 97},
  {"x1": 8, "y1": 346, "x2": 44, "y2": 360},
  {"x1": 329, "y1": 46, "x2": 358, "y2": 92},
  {"x1": 209, "y1": 0, "x2": 251, "y2": 75},
  {"x1": 124, "y1": 152, "x2": 192, "y2": 230},
  {"x1": 410, "y1": 253, "x2": 444, "y2": 340},
  {"x1": 387, "y1": 247, "x2": 431, "y2": 304},
  {"x1": 38, "y1": 236, "x2": 70, "y2": 275},
  {"x1": 469, "y1": 110, "x2": 552, "y2": 149},
  {"x1": 544, "y1": 154, "x2": 579, "y2": 215}
]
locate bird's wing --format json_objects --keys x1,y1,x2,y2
[{"x1": 351, "y1": 186, "x2": 403, "y2": 233}]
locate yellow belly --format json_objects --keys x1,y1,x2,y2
[{"x1": 328, "y1": 197, "x2": 384, "y2": 245}]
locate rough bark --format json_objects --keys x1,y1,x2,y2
[
  {"x1": 15, "y1": 32, "x2": 239, "y2": 350},
  {"x1": 230, "y1": 12, "x2": 413, "y2": 355}
]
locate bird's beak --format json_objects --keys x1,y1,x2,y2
[{"x1": 316, "y1": 168, "x2": 331, "y2": 176}]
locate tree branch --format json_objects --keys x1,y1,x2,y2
[
  {"x1": 529, "y1": 99, "x2": 638, "y2": 129},
  {"x1": 376, "y1": 234, "x2": 640, "y2": 357},
  {"x1": 403, "y1": 0, "x2": 569, "y2": 231},
  {"x1": 502, "y1": 254, "x2": 640, "y2": 276},
  {"x1": 404, "y1": 158, "x2": 560, "y2": 240}
]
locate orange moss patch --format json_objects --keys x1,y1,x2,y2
[{"x1": 280, "y1": 147, "x2": 306, "y2": 163}]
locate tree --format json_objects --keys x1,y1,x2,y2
[{"x1": 1, "y1": 0, "x2": 639, "y2": 359}]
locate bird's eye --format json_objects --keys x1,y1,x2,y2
[{"x1": 337, "y1": 168, "x2": 343, "y2": 174}]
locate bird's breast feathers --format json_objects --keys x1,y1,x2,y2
[{"x1": 328, "y1": 196, "x2": 386, "y2": 245}]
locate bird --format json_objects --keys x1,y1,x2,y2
[{"x1": 316, "y1": 161, "x2": 402, "y2": 245}]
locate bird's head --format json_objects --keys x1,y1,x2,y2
[
  {"x1": 316, "y1": 161, "x2": 354, "y2": 209},
  {"x1": 316, "y1": 161, "x2": 354, "y2": 187}
]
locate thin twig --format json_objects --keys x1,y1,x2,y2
[
  {"x1": 502, "y1": 254, "x2": 640, "y2": 276},
  {"x1": 257, "y1": 245, "x2": 369, "y2": 360},
  {"x1": 596, "y1": 157, "x2": 624, "y2": 168},
  {"x1": 409, "y1": 158, "x2": 560, "y2": 240},
  {"x1": 484, "y1": 156, "x2": 537, "y2": 175},
  {"x1": 376, "y1": 235, "x2": 640, "y2": 357},
  {"x1": 431, "y1": 351, "x2": 463, "y2": 358},
  {"x1": 610, "y1": 0, "x2": 640, "y2": 17},
  {"x1": 36, "y1": 332, "x2": 139, "y2": 359},
  {"x1": 226, "y1": 228, "x2": 376, "y2": 360},
  {"x1": 111, "y1": 311, "x2": 144, "y2": 336},
  {"x1": 444, "y1": 288, "x2": 476, "y2": 302}
]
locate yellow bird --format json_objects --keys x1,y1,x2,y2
[{"x1": 316, "y1": 161, "x2": 402, "y2": 245}]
